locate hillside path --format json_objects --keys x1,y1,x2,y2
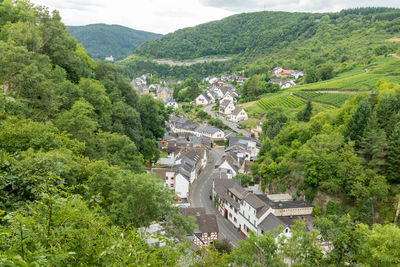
[{"x1": 288, "y1": 92, "x2": 337, "y2": 108}]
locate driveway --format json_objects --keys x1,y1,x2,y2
[
  {"x1": 190, "y1": 147, "x2": 244, "y2": 247},
  {"x1": 203, "y1": 104, "x2": 251, "y2": 137}
]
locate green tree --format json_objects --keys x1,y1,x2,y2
[
  {"x1": 137, "y1": 94, "x2": 166, "y2": 139},
  {"x1": 297, "y1": 100, "x2": 313, "y2": 122},
  {"x1": 55, "y1": 99, "x2": 99, "y2": 142},
  {"x1": 344, "y1": 99, "x2": 372, "y2": 143},
  {"x1": 228, "y1": 231, "x2": 283, "y2": 266},
  {"x1": 0, "y1": 194, "x2": 184, "y2": 266},
  {"x1": 279, "y1": 221, "x2": 323, "y2": 267},
  {"x1": 142, "y1": 138, "x2": 160, "y2": 165},
  {"x1": 387, "y1": 122, "x2": 400, "y2": 182},
  {"x1": 235, "y1": 174, "x2": 253, "y2": 187}
]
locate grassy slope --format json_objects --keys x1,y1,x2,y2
[
  {"x1": 292, "y1": 57, "x2": 400, "y2": 91},
  {"x1": 68, "y1": 24, "x2": 162, "y2": 60}
]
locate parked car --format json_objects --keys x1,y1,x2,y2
[{"x1": 237, "y1": 125, "x2": 242, "y2": 129}]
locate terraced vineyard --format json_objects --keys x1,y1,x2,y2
[
  {"x1": 249, "y1": 94, "x2": 305, "y2": 113},
  {"x1": 293, "y1": 57, "x2": 400, "y2": 91},
  {"x1": 293, "y1": 92, "x2": 355, "y2": 107}
]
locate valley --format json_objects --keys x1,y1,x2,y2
[{"x1": 1, "y1": 1, "x2": 400, "y2": 265}]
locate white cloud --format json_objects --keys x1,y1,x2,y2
[
  {"x1": 30, "y1": 0, "x2": 400, "y2": 34},
  {"x1": 31, "y1": 0, "x2": 236, "y2": 34},
  {"x1": 200, "y1": 0, "x2": 400, "y2": 12}
]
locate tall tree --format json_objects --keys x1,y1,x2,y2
[
  {"x1": 387, "y1": 122, "x2": 400, "y2": 182},
  {"x1": 344, "y1": 99, "x2": 371, "y2": 143},
  {"x1": 297, "y1": 100, "x2": 313, "y2": 122}
]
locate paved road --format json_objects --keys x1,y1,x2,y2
[
  {"x1": 190, "y1": 147, "x2": 244, "y2": 247},
  {"x1": 203, "y1": 104, "x2": 251, "y2": 137}
]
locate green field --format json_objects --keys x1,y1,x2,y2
[
  {"x1": 292, "y1": 57, "x2": 400, "y2": 91},
  {"x1": 293, "y1": 92, "x2": 355, "y2": 107},
  {"x1": 247, "y1": 93, "x2": 305, "y2": 113}
]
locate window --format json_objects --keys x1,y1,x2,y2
[
  {"x1": 234, "y1": 218, "x2": 237, "y2": 223},
  {"x1": 170, "y1": 177, "x2": 174, "y2": 180},
  {"x1": 170, "y1": 184, "x2": 174, "y2": 188}
]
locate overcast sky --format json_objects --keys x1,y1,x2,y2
[{"x1": 31, "y1": 0, "x2": 400, "y2": 34}]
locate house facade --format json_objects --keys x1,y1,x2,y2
[
  {"x1": 165, "y1": 98, "x2": 178, "y2": 109},
  {"x1": 181, "y1": 208, "x2": 219, "y2": 247},
  {"x1": 195, "y1": 93, "x2": 212, "y2": 106},
  {"x1": 157, "y1": 87, "x2": 173, "y2": 101},
  {"x1": 228, "y1": 107, "x2": 248, "y2": 122},
  {"x1": 219, "y1": 99, "x2": 235, "y2": 115},
  {"x1": 212, "y1": 179, "x2": 313, "y2": 238}
]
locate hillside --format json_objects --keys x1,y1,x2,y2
[
  {"x1": 68, "y1": 24, "x2": 161, "y2": 60},
  {"x1": 119, "y1": 8, "x2": 400, "y2": 80}
]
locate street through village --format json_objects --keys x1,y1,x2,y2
[
  {"x1": 203, "y1": 104, "x2": 251, "y2": 137},
  {"x1": 189, "y1": 147, "x2": 244, "y2": 247}
]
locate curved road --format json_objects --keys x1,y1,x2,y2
[
  {"x1": 189, "y1": 147, "x2": 244, "y2": 247},
  {"x1": 203, "y1": 104, "x2": 251, "y2": 137}
]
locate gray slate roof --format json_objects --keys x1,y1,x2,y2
[
  {"x1": 256, "y1": 194, "x2": 314, "y2": 209},
  {"x1": 258, "y1": 213, "x2": 287, "y2": 235},
  {"x1": 181, "y1": 208, "x2": 219, "y2": 234}
]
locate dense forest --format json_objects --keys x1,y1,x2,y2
[
  {"x1": 119, "y1": 7, "x2": 400, "y2": 81},
  {"x1": 1, "y1": 1, "x2": 400, "y2": 265},
  {"x1": 68, "y1": 24, "x2": 161, "y2": 60}
]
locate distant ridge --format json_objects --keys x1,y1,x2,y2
[{"x1": 68, "y1": 23, "x2": 162, "y2": 61}]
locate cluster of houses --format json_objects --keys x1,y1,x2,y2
[
  {"x1": 204, "y1": 73, "x2": 248, "y2": 85},
  {"x1": 152, "y1": 113, "x2": 229, "y2": 201},
  {"x1": 168, "y1": 113, "x2": 228, "y2": 142},
  {"x1": 152, "y1": 145, "x2": 208, "y2": 200},
  {"x1": 131, "y1": 75, "x2": 179, "y2": 109},
  {"x1": 194, "y1": 81, "x2": 249, "y2": 123},
  {"x1": 269, "y1": 67, "x2": 304, "y2": 89},
  {"x1": 208, "y1": 136, "x2": 313, "y2": 239}
]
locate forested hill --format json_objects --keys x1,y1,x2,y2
[
  {"x1": 134, "y1": 7, "x2": 400, "y2": 61},
  {"x1": 68, "y1": 24, "x2": 161, "y2": 60},
  {"x1": 119, "y1": 7, "x2": 400, "y2": 80}
]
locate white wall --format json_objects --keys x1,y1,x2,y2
[
  {"x1": 175, "y1": 174, "x2": 189, "y2": 198},
  {"x1": 218, "y1": 161, "x2": 236, "y2": 178}
]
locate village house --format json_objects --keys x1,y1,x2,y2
[
  {"x1": 269, "y1": 78, "x2": 297, "y2": 89},
  {"x1": 152, "y1": 147, "x2": 208, "y2": 199},
  {"x1": 157, "y1": 87, "x2": 173, "y2": 102},
  {"x1": 195, "y1": 125, "x2": 225, "y2": 141},
  {"x1": 215, "y1": 151, "x2": 246, "y2": 178},
  {"x1": 164, "y1": 98, "x2": 178, "y2": 109},
  {"x1": 237, "y1": 77, "x2": 248, "y2": 85},
  {"x1": 104, "y1": 55, "x2": 114, "y2": 62},
  {"x1": 180, "y1": 208, "x2": 219, "y2": 247},
  {"x1": 228, "y1": 107, "x2": 248, "y2": 122},
  {"x1": 291, "y1": 71, "x2": 304, "y2": 79},
  {"x1": 131, "y1": 77, "x2": 149, "y2": 95},
  {"x1": 212, "y1": 179, "x2": 313, "y2": 239},
  {"x1": 219, "y1": 99, "x2": 235, "y2": 115},
  {"x1": 221, "y1": 91, "x2": 235, "y2": 103},
  {"x1": 204, "y1": 76, "x2": 219, "y2": 84},
  {"x1": 226, "y1": 137, "x2": 260, "y2": 162},
  {"x1": 252, "y1": 114, "x2": 266, "y2": 138},
  {"x1": 195, "y1": 92, "x2": 213, "y2": 106}
]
